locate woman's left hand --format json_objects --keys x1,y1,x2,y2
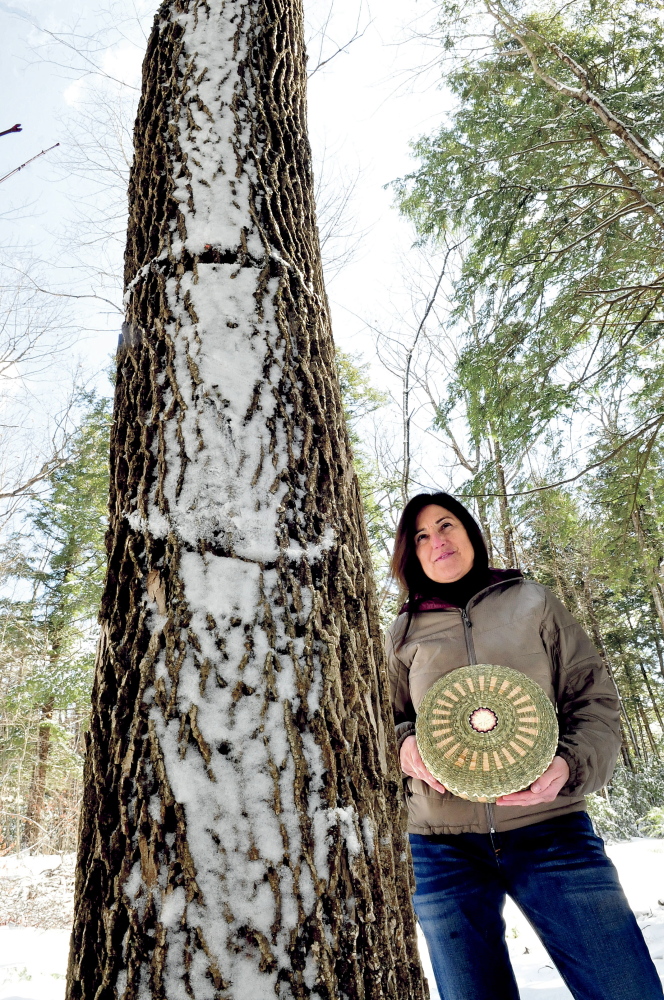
[{"x1": 495, "y1": 755, "x2": 570, "y2": 807}]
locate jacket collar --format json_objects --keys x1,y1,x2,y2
[{"x1": 399, "y1": 568, "x2": 524, "y2": 615}]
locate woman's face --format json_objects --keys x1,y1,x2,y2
[{"x1": 414, "y1": 504, "x2": 475, "y2": 584}]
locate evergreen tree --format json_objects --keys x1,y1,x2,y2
[
  {"x1": 0, "y1": 394, "x2": 110, "y2": 850},
  {"x1": 396, "y1": 0, "x2": 664, "y2": 479}
]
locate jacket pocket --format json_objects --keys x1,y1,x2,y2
[{"x1": 409, "y1": 777, "x2": 451, "y2": 799}]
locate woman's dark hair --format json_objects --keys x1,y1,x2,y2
[{"x1": 390, "y1": 492, "x2": 489, "y2": 600}]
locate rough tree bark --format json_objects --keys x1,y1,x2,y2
[{"x1": 65, "y1": 2, "x2": 428, "y2": 999}]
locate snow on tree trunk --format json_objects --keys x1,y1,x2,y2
[{"x1": 65, "y1": 2, "x2": 428, "y2": 999}]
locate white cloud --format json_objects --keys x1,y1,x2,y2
[
  {"x1": 63, "y1": 77, "x2": 85, "y2": 106},
  {"x1": 101, "y1": 39, "x2": 143, "y2": 88}
]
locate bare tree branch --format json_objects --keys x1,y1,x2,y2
[
  {"x1": 307, "y1": 1, "x2": 373, "y2": 77},
  {"x1": 2, "y1": 263, "x2": 123, "y2": 314},
  {"x1": 32, "y1": 24, "x2": 141, "y2": 91},
  {"x1": 401, "y1": 241, "x2": 465, "y2": 504},
  {"x1": 0, "y1": 143, "x2": 60, "y2": 186},
  {"x1": 0, "y1": 455, "x2": 71, "y2": 501},
  {"x1": 468, "y1": 413, "x2": 664, "y2": 498}
]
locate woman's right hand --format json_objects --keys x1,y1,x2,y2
[{"x1": 400, "y1": 735, "x2": 447, "y2": 794}]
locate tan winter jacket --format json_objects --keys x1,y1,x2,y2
[{"x1": 386, "y1": 571, "x2": 622, "y2": 835}]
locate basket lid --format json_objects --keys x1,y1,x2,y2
[{"x1": 415, "y1": 664, "x2": 558, "y2": 802}]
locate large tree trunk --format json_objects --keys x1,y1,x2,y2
[{"x1": 65, "y1": 3, "x2": 428, "y2": 999}]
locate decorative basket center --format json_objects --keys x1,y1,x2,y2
[{"x1": 469, "y1": 707, "x2": 498, "y2": 733}]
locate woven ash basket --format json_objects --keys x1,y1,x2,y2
[{"x1": 416, "y1": 664, "x2": 559, "y2": 803}]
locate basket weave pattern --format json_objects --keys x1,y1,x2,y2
[{"x1": 416, "y1": 664, "x2": 559, "y2": 802}]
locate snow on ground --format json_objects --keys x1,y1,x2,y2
[
  {"x1": 0, "y1": 927, "x2": 70, "y2": 1000},
  {"x1": 0, "y1": 855, "x2": 74, "y2": 930},
  {"x1": 1, "y1": 839, "x2": 664, "y2": 1000}
]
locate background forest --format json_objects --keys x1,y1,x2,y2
[{"x1": 2, "y1": 0, "x2": 664, "y2": 853}]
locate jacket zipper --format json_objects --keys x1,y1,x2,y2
[
  {"x1": 417, "y1": 581, "x2": 520, "y2": 837},
  {"x1": 460, "y1": 605, "x2": 495, "y2": 834},
  {"x1": 460, "y1": 607, "x2": 476, "y2": 665}
]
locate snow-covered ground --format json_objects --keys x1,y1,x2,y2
[
  {"x1": 1, "y1": 840, "x2": 664, "y2": 1000},
  {"x1": 0, "y1": 927, "x2": 70, "y2": 1000}
]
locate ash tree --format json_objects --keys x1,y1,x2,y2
[{"x1": 65, "y1": 2, "x2": 427, "y2": 1000}]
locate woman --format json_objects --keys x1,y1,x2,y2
[{"x1": 387, "y1": 491, "x2": 662, "y2": 1000}]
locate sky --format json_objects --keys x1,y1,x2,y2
[
  {"x1": 0, "y1": 0, "x2": 454, "y2": 491},
  {"x1": 304, "y1": 1, "x2": 449, "y2": 342}
]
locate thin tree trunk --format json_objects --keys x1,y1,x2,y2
[
  {"x1": 639, "y1": 661, "x2": 664, "y2": 735},
  {"x1": 651, "y1": 603, "x2": 664, "y2": 680},
  {"x1": 583, "y1": 581, "x2": 641, "y2": 761},
  {"x1": 400, "y1": 267, "x2": 446, "y2": 508},
  {"x1": 26, "y1": 602, "x2": 69, "y2": 847},
  {"x1": 622, "y1": 659, "x2": 646, "y2": 759},
  {"x1": 637, "y1": 698, "x2": 659, "y2": 758},
  {"x1": 475, "y1": 496, "x2": 494, "y2": 564},
  {"x1": 633, "y1": 698, "x2": 647, "y2": 757},
  {"x1": 66, "y1": 3, "x2": 427, "y2": 1000},
  {"x1": 491, "y1": 436, "x2": 518, "y2": 567},
  {"x1": 619, "y1": 719, "x2": 634, "y2": 771},
  {"x1": 24, "y1": 697, "x2": 54, "y2": 846},
  {"x1": 650, "y1": 583, "x2": 664, "y2": 639},
  {"x1": 631, "y1": 507, "x2": 664, "y2": 641},
  {"x1": 626, "y1": 608, "x2": 664, "y2": 735}
]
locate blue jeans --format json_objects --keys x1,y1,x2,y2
[{"x1": 410, "y1": 812, "x2": 662, "y2": 1000}]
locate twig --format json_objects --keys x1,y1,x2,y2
[
  {"x1": 0, "y1": 143, "x2": 60, "y2": 186},
  {"x1": 0, "y1": 454, "x2": 71, "y2": 500},
  {"x1": 1, "y1": 811, "x2": 51, "y2": 839},
  {"x1": 402, "y1": 242, "x2": 465, "y2": 503},
  {"x1": 467, "y1": 414, "x2": 664, "y2": 498}
]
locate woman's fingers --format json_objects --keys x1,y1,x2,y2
[
  {"x1": 417, "y1": 771, "x2": 447, "y2": 794},
  {"x1": 400, "y1": 735, "x2": 447, "y2": 794},
  {"x1": 496, "y1": 755, "x2": 570, "y2": 807},
  {"x1": 531, "y1": 756, "x2": 568, "y2": 793},
  {"x1": 401, "y1": 740, "x2": 570, "y2": 805}
]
